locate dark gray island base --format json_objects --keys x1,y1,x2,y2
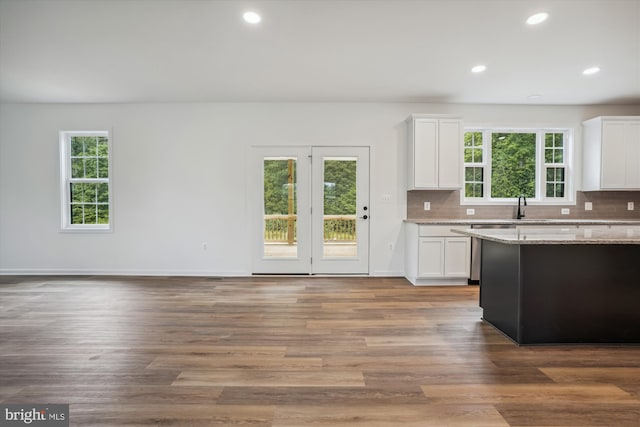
[{"x1": 455, "y1": 227, "x2": 640, "y2": 345}]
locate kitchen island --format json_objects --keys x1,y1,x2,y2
[{"x1": 454, "y1": 226, "x2": 640, "y2": 345}]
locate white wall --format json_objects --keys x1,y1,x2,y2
[{"x1": 1, "y1": 102, "x2": 639, "y2": 276}]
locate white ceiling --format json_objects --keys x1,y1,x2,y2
[{"x1": 1, "y1": 0, "x2": 639, "y2": 105}]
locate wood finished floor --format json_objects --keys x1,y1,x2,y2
[{"x1": 1, "y1": 276, "x2": 640, "y2": 426}]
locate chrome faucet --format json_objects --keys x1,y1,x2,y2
[{"x1": 517, "y1": 195, "x2": 527, "y2": 219}]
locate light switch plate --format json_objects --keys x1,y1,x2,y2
[{"x1": 584, "y1": 202, "x2": 592, "y2": 211}]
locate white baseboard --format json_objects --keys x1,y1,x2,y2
[
  {"x1": 409, "y1": 277, "x2": 470, "y2": 286},
  {"x1": 1, "y1": 268, "x2": 406, "y2": 279},
  {"x1": 370, "y1": 270, "x2": 405, "y2": 277},
  {"x1": 0, "y1": 268, "x2": 249, "y2": 277}
]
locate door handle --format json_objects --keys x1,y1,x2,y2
[{"x1": 360, "y1": 206, "x2": 369, "y2": 219}]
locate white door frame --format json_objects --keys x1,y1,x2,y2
[{"x1": 251, "y1": 146, "x2": 370, "y2": 275}]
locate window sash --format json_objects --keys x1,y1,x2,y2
[
  {"x1": 543, "y1": 132, "x2": 567, "y2": 199},
  {"x1": 60, "y1": 131, "x2": 112, "y2": 231},
  {"x1": 463, "y1": 132, "x2": 485, "y2": 199}
]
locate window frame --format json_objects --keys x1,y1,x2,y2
[
  {"x1": 543, "y1": 132, "x2": 567, "y2": 199},
  {"x1": 463, "y1": 131, "x2": 486, "y2": 198},
  {"x1": 59, "y1": 130, "x2": 113, "y2": 232},
  {"x1": 461, "y1": 127, "x2": 573, "y2": 205}
]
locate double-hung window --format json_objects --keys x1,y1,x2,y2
[
  {"x1": 463, "y1": 131, "x2": 485, "y2": 197},
  {"x1": 60, "y1": 131, "x2": 112, "y2": 231},
  {"x1": 544, "y1": 132, "x2": 566, "y2": 198},
  {"x1": 463, "y1": 128, "x2": 571, "y2": 204}
]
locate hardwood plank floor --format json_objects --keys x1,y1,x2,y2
[{"x1": 1, "y1": 275, "x2": 640, "y2": 426}]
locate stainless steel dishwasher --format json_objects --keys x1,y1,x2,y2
[{"x1": 470, "y1": 223, "x2": 515, "y2": 282}]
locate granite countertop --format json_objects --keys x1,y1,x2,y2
[
  {"x1": 404, "y1": 218, "x2": 640, "y2": 226},
  {"x1": 452, "y1": 226, "x2": 640, "y2": 245}
]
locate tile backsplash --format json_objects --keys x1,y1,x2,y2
[{"x1": 407, "y1": 190, "x2": 640, "y2": 220}]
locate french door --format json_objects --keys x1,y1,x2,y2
[
  {"x1": 252, "y1": 146, "x2": 370, "y2": 275},
  {"x1": 311, "y1": 147, "x2": 369, "y2": 274}
]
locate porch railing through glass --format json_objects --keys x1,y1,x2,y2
[{"x1": 264, "y1": 214, "x2": 356, "y2": 243}]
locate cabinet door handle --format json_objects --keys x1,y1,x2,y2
[{"x1": 360, "y1": 215, "x2": 368, "y2": 220}]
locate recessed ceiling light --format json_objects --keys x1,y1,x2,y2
[
  {"x1": 243, "y1": 11, "x2": 261, "y2": 24},
  {"x1": 583, "y1": 66, "x2": 601, "y2": 75},
  {"x1": 471, "y1": 65, "x2": 487, "y2": 73},
  {"x1": 526, "y1": 12, "x2": 549, "y2": 25}
]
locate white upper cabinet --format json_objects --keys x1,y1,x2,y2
[
  {"x1": 583, "y1": 116, "x2": 640, "y2": 190},
  {"x1": 406, "y1": 114, "x2": 463, "y2": 190}
]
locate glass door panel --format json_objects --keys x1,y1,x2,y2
[
  {"x1": 263, "y1": 157, "x2": 298, "y2": 258},
  {"x1": 322, "y1": 157, "x2": 358, "y2": 258}
]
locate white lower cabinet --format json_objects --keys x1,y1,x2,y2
[
  {"x1": 444, "y1": 237, "x2": 471, "y2": 277},
  {"x1": 405, "y1": 223, "x2": 471, "y2": 285},
  {"x1": 417, "y1": 238, "x2": 445, "y2": 277}
]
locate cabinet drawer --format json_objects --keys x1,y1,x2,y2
[
  {"x1": 419, "y1": 225, "x2": 468, "y2": 237},
  {"x1": 516, "y1": 225, "x2": 578, "y2": 232}
]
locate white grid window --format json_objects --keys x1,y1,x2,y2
[
  {"x1": 462, "y1": 128, "x2": 572, "y2": 204},
  {"x1": 544, "y1": 132, "x2": 566, "y2": 198},
  {"x1": 60, "y1": 131, "x2": 112, "y2": 231},
  {"x1": 464, "y1": 131, "x2": 485, "y2": 198}
]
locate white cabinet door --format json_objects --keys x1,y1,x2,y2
[
  {"x1": 438, "y1": 119, "x2": 463, "y2": 188},
  {"x1": 417, "y1": 237, "x2": 445, "y2": 277},
  {"x1": 413, "y1": 119, "x2": 438, "y2": 188},
  {"x1": 443, "y1": 237, "x2": 471, "y2": 277},
  {"x1": 407, "y1": 115, "x2": 462, "y2": 190},
  {"x1": 601, "y1": 121, "x2": 628, "y2": 188},
  {"x1": 584, "y1": 117, "x2": 640, "y2": 190},
  {"x1": 626, "y1": 122, "x2": 640, "y2": 187},
  {"x1": 405, "y1": 224, "x2": 471, "y2": 285}
]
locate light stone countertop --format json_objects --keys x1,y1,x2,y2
[
  {"x1": 452, "y1": 226, "x2": 640, "y2": 245},
  {"x1": 404, "y1": 219, "x2": 640, "y2": 226}
]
